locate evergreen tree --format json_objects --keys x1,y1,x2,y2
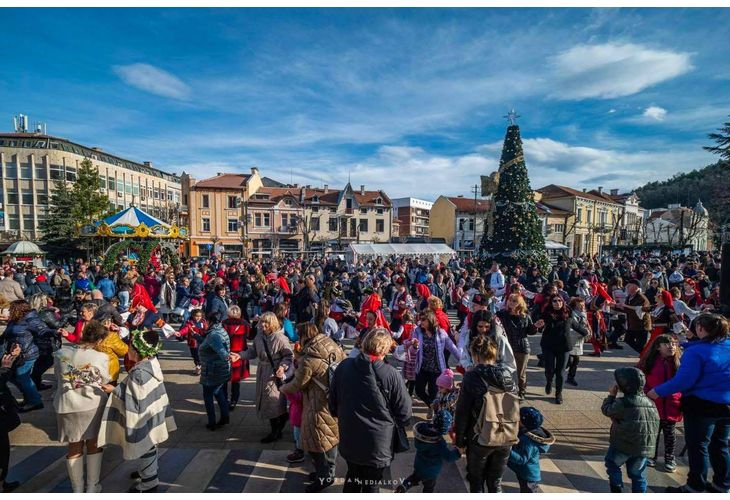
[
  {"x1": 71, "y1": 158, "x2": 111, "y2": 224},
  {"x1": 704, "y1": 116, "x2": 730, "y2": 161},
  {"x1": 40, "y1": 178, "x2": 79, "y2": 256},
  {"x1": 478, "y1": 123, "x2": 548, "y2": 273}
]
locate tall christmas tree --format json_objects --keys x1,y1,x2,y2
[{"x1": 478, "y1": 112, "x2": 548, "y2": 273}]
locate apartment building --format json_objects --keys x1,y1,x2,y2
[
  {"x1": 390, "y1": 197, "x2": 433, "y2": 239},
  {"x1": 0, "y1": 117, "x2": 181, "y2": 240},
  {"x1": 429, "y1": 195, "x2": 490, "y2": 256}
]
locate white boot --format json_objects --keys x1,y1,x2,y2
[
  {"x1": 66, "y1": 456, "x2": 85, "y2": 493},
  {"x1": 85, "y1": 451, "x2": 104, "y2": 493}
]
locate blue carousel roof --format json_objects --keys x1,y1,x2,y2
[{"x1": 101, "y1": 206, "x2": 169, "y2": 229}]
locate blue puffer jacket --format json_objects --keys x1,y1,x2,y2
[
  {"x1": 196, "y1": 323, "x2": 231, "y2": 386},
  {"x1": 412, "y1": 421, "x2": 461, "y2": 479},
  {"x1": 3, "y1": 311, "x2": 58, "y2": 362},
  {"x1": 655, "y1": 338, "x2": 730, "y2": 405},
  {"x1": 508, "y1": 427, "x2": 556, "y2": 483}
]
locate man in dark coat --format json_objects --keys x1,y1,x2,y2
[{"x1": 329, "y1": 328, "x2": 412, "y2": 493}]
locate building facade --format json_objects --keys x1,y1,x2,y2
[
  {"x1": 429, "y1": 195, "x2": 490, "y2": 256},
  {"x1": 645, "y1": 201, "x2": 710, "y2": 251},
  {"x1": 537, "y1": 185, "x2": 624, "y2": 257},
  {"x1": 180, "y1": 169, "x2": 263, "y2": 257},
  {"x1": 0, "y1": 130, "x2": 181, "y2": 241},
  {"x1": 390, "y1": 197, "x2": 433, "y2": 239},
  {"x1": 605, "y1": 189, "x2": 646, "y2": 246}
]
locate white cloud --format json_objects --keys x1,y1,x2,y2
[
  {"x1": 113, "y1": 63, "x2": 191, "y2": 100},
  {"x1": 549, "y1": 43, "x2": 692, "y2": 100},
  {"x1": 642, "y1": 106, "x2": 668, "y2": 121}
]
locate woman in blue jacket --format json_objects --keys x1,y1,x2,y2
[
  {"x1": 648, "y1": 313, "x2": 730, "y2": 493},
  {"x1": 196, "y1": 310, "x2": 231, "y2": 431}
]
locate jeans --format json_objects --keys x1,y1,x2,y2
[
  {"x1": 292, "y1": 426, "x2": 301, "y2": 450},
  {"x1": 466, "y1": 442, "x2": 510, "y2": 492},
  {"x1": 567, "y1": 354, "x2": 579, "y2": 381},
  {"x1": 401, "y1": 472, "x2": 437, "y2": 493},
  {"x1": 514, "y1": 352, "x2": 529, "y2": 394},
  {"x1": 343, "y1": 461, "x2": 386, "y2": 493},
  {"x1": 415, "y1": 370, "x2": 439, "y2": 407},
  {"x1": 654, "y1": 419, "x2": 677, "y2": 463},
  {"x1": 683, "y1": 413, "x2": 730, "y2": 492},
  {"x1": 118, "y1": 290, "x2": 130, "y2": 312},
  {"x1": 190, "y1": 347, "x2": 200, "y2": 367},
  {"x1": 31, "y1": 353, "x2": 54, "y2": 388},
  {"x1": 604, "y1": 445, "x2": 648, "y2": 493},
  {"x1": 202, "y1": 383, "x2": 229, "y2": 426},
  {"x1": 10, "y1": 359, "x2": 41, "y2": 406},
  {"x1": 625, "y1": 329, "x2": 649, "y2": 354},
  {"x1": 542, "y1": 349, "x2": 569, "y2": 396},
  {"x1": 309, "y1": 446, "x2": 337, "y2": 481}
]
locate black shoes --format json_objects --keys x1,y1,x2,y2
[
  {"x1": 229, "y1": 400, "x2": 238, "y2": 411},
  {"x1": 555, "y1": 394, "x2": 563, "y2": 405},
  {"x1": 305, "y1": 477, "x2": 334, "y2": 493},
  {"x1": 18, "y1": 403, "x2": 44, "y2": 413},
  {"x1": 260, "y1": 430, "x2": 282, "y2": 443},
  {"x1": 566, "y1": 378, "x2": 578, "y2": 387},
  {"x1": 610, "y1": 484, "x2": 623, "y2": 493},
  {"x1": 2, "y1": 481, "x2": 20, "y2": 493},
  {"x1": 545, "y1": 382, "x2": 552, "y2": 395},
  {"x1": 217, "y1": 416, "x2": 230, "y2": 427}
]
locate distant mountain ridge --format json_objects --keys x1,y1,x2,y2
[{"x1": 634, "y1": 160, "x2": 730, "y2": 227}]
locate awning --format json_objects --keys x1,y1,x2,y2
[
  {"x1": 545, "y1": 240, "x2": 569, "y2": 250},
  {"x1": 348, "y1": 243, "x2": 457, "y2": 257}
]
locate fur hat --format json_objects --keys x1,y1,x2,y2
[{"x1": 520, "y1": 406, "x2": 543, "y2": 431}]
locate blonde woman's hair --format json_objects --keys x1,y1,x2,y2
[
  {"x1": 362, "y1": 328, "x2": 393, "y2": 357},
  {"x1": 227, "y1": 305, "x2": 242, "y2": 319},
  {"x1": 28, "y1": 293, "x2": 49, "y2": 312},
  {"x1": 259, "y1": 311, "x2": 281, "y2": 334},
  {"x1": 469, "y1": 335, "x2": 498, "y2": 365},
  {"x1": 427, "y1": 295, "x2": 444, "y2": 311},
  {"x1": 507, "y1": 293, "x2": 528, "y2": 317}
]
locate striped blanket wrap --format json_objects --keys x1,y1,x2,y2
[{"x1": 98, "y1": 357, "x2": 177, "y2": 460}]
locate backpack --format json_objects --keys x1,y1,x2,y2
[
  {"x1": 473, "y1": 387, "x2": 520, "y2": 447},
  {"x1": 311, "y1": 350, "x2": 342, "y2": 396}
]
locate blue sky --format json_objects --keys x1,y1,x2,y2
[{"x1": 2, "y1": 8, "x2": 729, "y2": 200}]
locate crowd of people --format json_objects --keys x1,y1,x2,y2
[{"x1": 0, "y1": 249, "x2": 727, "y2": 493}]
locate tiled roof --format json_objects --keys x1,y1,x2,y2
[
  {"x1": 447, "y1": 196, "x2": 491, "y2": 213},
  {"x1": 194, "y1": 173, "x2": 250, "y2": 189},
  {"x1": 537, "y1": 184, "x2": 621, "y2": 205},
  {"x1": 536, "y1": 202, "x2": 572, "y2": 216}
]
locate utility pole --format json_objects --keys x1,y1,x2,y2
[{"x1": 471, "y1": 184, "x2": 479, "y2": 257}]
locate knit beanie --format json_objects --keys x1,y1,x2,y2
[
  {"x1": 520, "y1": 406, "x2": 543, "y2": 431},
  {"x1": 436, "y1": 368, "x2": 455, "y2": 390},
  {"x1": 432, "y1": 409, "x2": 452, "y2": 435}
]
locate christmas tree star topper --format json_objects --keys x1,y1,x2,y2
[{"x1": 504, "y1": 108, "x2": 520, "y2": 125}]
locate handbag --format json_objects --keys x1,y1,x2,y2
[
  {"x1": 371, "y1": 363, "x2": 410, "y2": 453},
  {"x1": 262, "y1": 335, "x2": 293, "y2": 388}
]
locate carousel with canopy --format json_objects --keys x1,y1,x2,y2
[{"x1": 78, "y1": 205, "x2": 189, "y2": 272}]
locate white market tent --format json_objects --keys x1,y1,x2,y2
[
  {"x1": 1, "y1": 240, "x2": 46, "y2": 268},
  {"x1": 545, "y1": 240, "x2": 569, "y2": 251},
  {"x1": 347, "y1": 243, "x2": 457, "y2": 264}
]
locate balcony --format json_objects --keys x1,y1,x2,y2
[
  {"x1": 278, "y1": 225, "x2": 297, "y2": 234},
  {"x1": 344, "y1": 208, "x2": 354, "y2": 216}
]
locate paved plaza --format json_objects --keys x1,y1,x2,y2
[{"x1": 8, "y1": 313, "x2": 689, "y2": 493}]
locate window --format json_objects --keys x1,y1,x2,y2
[
  {"x1": 20, "y1": 164, "x2": 32, "y2": 179},
  {"x1": 107, "y1": 177, "x2": 115, "y2": 190},
  {"x1": 375, "y1": 197, "x2": 382, "y2": 205},
  {"x1": 312, "y1": 195, "x2": 319, "y2": 204},
  {"x1": 468, "y1": 218, "x2": 475, "y2": 231},
  {"x1": 360, "y1": 208, "x2": 367, "y2": 214},
  {"x1": 263, "y1": 213, "x2": 270, "y2": 227},
  {"x1": 328, "y1": 217, "x2": 338, "y2": 232},
  {"x1": 21, "y1": 192, "x2": 33, "y2": 205},
  {"x1": 311, "y1": 206, "x2": 319, "y2": 212},
  {"x1": 35, "y1": 165, "x2": 47, "y2": 178},
  {"x1": 359, "y1": 219, "x2": 368, "y2": 232},
  {"x1": 554, "y1": 224, "x2": 565, "y2": 233},
  {"x1": 376, "y1": 208, "x2": 384, "y2": 215},
  {"x1": 311, "y1": 217, "x2": 320, "y2": 231},
  {"x1": 99, "y1": 176, "x2": 106, "y2": 190},
  {"x1": 255, "y1": 213, "x2": 261, "y2": 227},
  {"x1": 202, "y1": 194, "x2": 210, "y2": 208},
  {"x1": 284, "y1": 199, "x2": 293, "y2": 207},
  {"x1": 23, "y1": 216, "x2": 34, "y2": 230},
  {"x1": 587, "y1": 211, "x2": 592, "y2": 224},
  {"x1": 227, "y1": 196, "x2": 238, "y2": 209},
  {"x1": 37, "y1": 193, "x2": 48, "y2": 205},
  {"x1": 7, "y1": 192, "x2": 18, "y2": 204},
  {"x1": 281, "y1": 214, "x2": 289, "y2": 227},
  {"x1": 458, "y1": 218, "x2": 465, "y2": 231},
  {"x1": 8, "y1": 215, "x2": 19, "y2": 230},
  {"x1": 125, "y1": 181, "x2": 133, "y2": 194},
  {"x1": 117, "y1": 179, "x2": 124, "y2": 194},
  {"x1": 201, "y1": 217, "x2": 210, "y2": 232},
  {"x1": 5, "y1": 165, "x2": 17, "y2": 178},
  {"x1": 376, "y1": 219, "x2": 385, "y2": 233},
  {"x1": 50, "y1": 164, "x2": 63, "y2": 180},
  {"x1": 254, "y1": 213, "x2": 270, "y2": 227},
  {"x1": 577, "y1": 208, "x2": 583, "y2": 222},
  {"x1": 167, "y1": 190, "x2": 173, "y2": 201},
  {"x1": 66, "y1": 167, "x2": 76, "y2": 182},
  {"x1": 228, "y1": 218, "x2": 238, "y2": 232}
]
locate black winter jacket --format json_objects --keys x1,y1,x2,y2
[
  {"x1": 34, "y1": 307, "x2": 63, "y2": 355},
  {"x1": 539, "y1": 313, "x2": 590, "y2": 354},
  {"x1": 496, "y1": 311, "x2": 537, "y2": 354},
  {"x1": 2, "y1": 311, "x2": 58, "y2": 362},
  {"x1": 329, "y1": 352, "x2": 412, "y2": 468},
  {"x1": 454, "y1": 363, "x2": 515, "y2": 448}
]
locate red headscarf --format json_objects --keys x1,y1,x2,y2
[
  {"x1": 357, "y1": 293, "x2": 390, "y2": 329},
  {"x1": 415, "y1": 284, "x2": 431, "y2": 299},
  {"x1": 131, "y1": 282, "x2": 157, "y2": 314},
  {"x1": 659, "y1": 289, "x2": 675, "y2": 310}
]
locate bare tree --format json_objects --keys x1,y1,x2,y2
[{"x1": 297, "y1": 213, "x2": 318, "y2": 252}]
